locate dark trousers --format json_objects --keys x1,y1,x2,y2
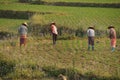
[
  {"x1": 88, "y1": 37, "x2": 94, "y2": 50},
  {"x1": 88, "y1": 37, "x2": 94, "y2": 45},
  {"x1": 52, "y1": 33, "x2": 57, "y2": 45}
]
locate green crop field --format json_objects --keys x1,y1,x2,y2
[
  {"x1": 0, "y1": 3, "x2": 120, "y2": 30},
  {"x1": 0, "y1": 0, "x2": 120, "y2": 80},
  {"x1": 0, "y1": 18, "x2": 27, "y2": 32}
]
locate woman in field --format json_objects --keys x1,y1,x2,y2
[
  {"x1": 87, "y1": 26, "x2": 95, "y2": 51},
  {"x1": 108, "y1": 25, "x2": 116, "y2": 52},
  {"x1": 18, "y1": 22, "x2": 28, "y2": 47},
  {"x1": 50, "y1": 22, "x2": 58, "y2": 45}
]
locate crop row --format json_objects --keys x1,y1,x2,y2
[{"x1": 0, "y1": 3, "x2": 120, "y2": 29}]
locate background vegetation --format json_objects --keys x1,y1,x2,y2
[{"x1": 41, "y1": 0, "x2": 120, "y2": 3}]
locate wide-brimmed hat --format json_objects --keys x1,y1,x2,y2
[
  {"x1": 108, "y1": 25, "x2": 114, "y2": 29},
  {"x1": 51, "y1": 22, "x2": 55, "y2": 25},
  {"x1": 22, "y1": 22, "x2": 28, "y2": 26},
  {"x1": 88, "y1": 26, "x2": 94, "y2": 29}
]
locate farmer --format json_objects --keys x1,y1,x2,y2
[
  {"x1": 108, "y1": 25, "x2": 116, "y2": 52},
  {"x1": 87, "y1": 26, "x2": 95, "y2": 51},
  {"x1": 18, "y1": 22, "x2": 28, "y2": 47},
  {"x1": 50, "y1": 22, "x2": 58, "y2": 45}
]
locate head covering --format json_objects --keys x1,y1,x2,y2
[
  {"x1": 108, "y1": 25, "x2": 114, "y2": 29},
  {"x1": 88, "y1": 26, "x2": 94, "y2": 29},
  {"x1": 22, "y1": 22, "x2": 28, "y2": 26},
  {"x1": 51, "y1": 22, "x2": 55, "y2": 25}
]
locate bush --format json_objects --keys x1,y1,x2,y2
[
  {"x1": 116, "y1": 28, "x2": 120, "y2": 38},
  {"x1": 30, "y1": 1, "x2": 120, "y2": 8},
  {"x1": 0, "y1": 31, "x2": 14, "y2": 40},
  {"x1": 19, "y1": 0, "x2": 30, "y2": 3},
  {"x1": 0, "y1": 10, "x2": 29, "y2": 19},
  {"x1": 42, "y1": 66, "x2": 65, "y2": 77},
  {"x1": 0, "y1": 54, "x2": 15, "y2": 77},
  {"x1": 75, "y1": 27, "x2": 86, "y2": 37},
  {"x1": 42, "y1": 66, "x2": 82, "y2": 80}
]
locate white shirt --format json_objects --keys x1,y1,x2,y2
[{"x1": 87, "y1": 29, "x2": 95, "y2": 37}]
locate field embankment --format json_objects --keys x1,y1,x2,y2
[
  {"x1": 32, "y1": 1, "x2": 120, "y2": 8},
  {"x1": 18, "y1": 0, "x2": 120, "y2": 8}
]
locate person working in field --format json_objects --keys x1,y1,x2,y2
[
  {"x1": 108, "y1": 25, "x2": 116, "y2": 52},
  {"x1": 50, "y1": 22, "x2": 58, "y2": 45},
  {"x1": 87, "y1": 26, "x2": 95, "y2": 51},
  {"x1": 18, "y1": 22, "x2": 28, "y2": 47}
]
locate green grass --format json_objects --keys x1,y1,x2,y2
[
  {"x1": 0, "y1": 18, "x2": 28, "y2": 33},
  {"x1": 0, "y1": 3, "x2": 120, "y2": 31},
  {"x1": 42, "y1": 0, "x2": 120, "y2": 3},
  {"x1": 0, "y1": 1, "x2": 120, "y2": 80},
  {"x1": 0, "y1": 0, "x2": 18, "y2": 4},
  {"x1": 0, "y1": 37, "x2": 120, "y2": 79},
  {"x1": 0, "y1": 0, "x2": 17, "y2": 2}
]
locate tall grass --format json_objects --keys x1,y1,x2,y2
[{"x1": 0, "y1": 37, "x2": 120, "y2": 80}]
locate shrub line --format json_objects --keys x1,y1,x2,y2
[{"x1": 31, "y1": 1, "x2": 120, "y2": 8}]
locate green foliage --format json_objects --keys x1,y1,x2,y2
[
  {"x1": 0, "y1": 10, "x2": 31, "y2": 19},
  {"x1": 0, "y1": 18, "x2": 27, "y2": 33},
  {"x1": 42, "y1": 0, "x2": 120, "y2": 3},
  {"x1": 116, "y1": 29, "x2": 120, "y2": 38},
  {"x1": 5, "y1": 62, "x2": 45, "y2": 79},
  {"x1": 0, "y1": 0, "x2": 17, "y2": 4},
  {"x1": 0, "y1": 54, "x2": 15, "y2": 77},
  {"x1": 30, "y1": 14, "x2": 46, "y2": 25},
  {"x1": 0, "y1": 31, "x2": 14, "y2": 40},
  {"x1": 0, "y1": 3, "x2": 120, "y2": 33},
  {"x1": 0, "y1": 38, "x2": 120, "y2": 79},
  {"x1": 19, "y1": 0, "x2": 30, "y2": 3},
  {"x1": 42, "y1": 66, "x2": 65, "y2": 77},
  {"x1": 75, "y1": 27, "x2": 86, "y2": 37},
  {"x1": 33, "y1": 1, "x2": 120, "y2": 8},
  {"x1": 0, "y1": 0, "x2": 120, "y2": 80},
  {"x1": 42, "y1": 65, "x2": 80, "y2": 80}
]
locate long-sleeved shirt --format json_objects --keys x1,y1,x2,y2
[
  {"x1": 51, "y1": 24, "x2": 58, "y2": 35},
  {"x1": 18, "y1": 25, "x2": 28, "y2": 35}
]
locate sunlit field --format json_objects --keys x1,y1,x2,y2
[
  {"x1": 0, "y1": 18, "x2": 27, "y2": 32},
  {"x1": 0, "y1": 5, "x2": 120, "y2": 30},
  {"x1": 0, "y1": 37, "x2": 120, "y2": 80},
  {"x1": 0, "y1": 0, "x2": 120, "y2": 80}
]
